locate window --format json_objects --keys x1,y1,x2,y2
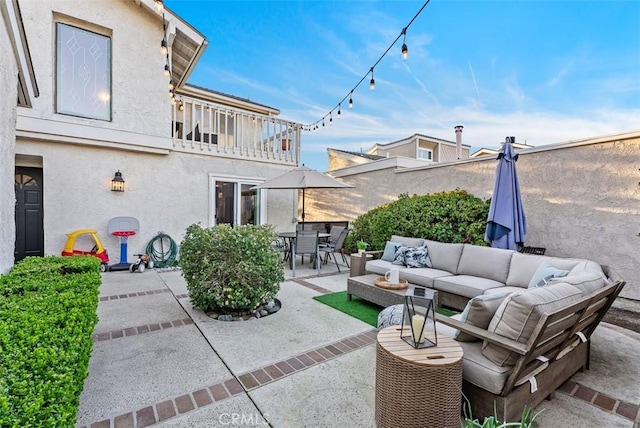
[
  {"x1": 417, "y1": 148, "x2": 433, "y2": 160},
  {"x1": 56, "y1": 23, "x2": 111, "y2": 121},
  {"x1": 210, "y1": 177, "x2": 265, "y2": 226}
]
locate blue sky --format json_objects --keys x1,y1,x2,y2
[{"x1": 165, "y1": 0, "x2": 640, "y2": 172}]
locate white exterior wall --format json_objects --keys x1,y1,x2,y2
[
  {"x1": 15, "y1": 140, "x2": 295, "y2": 260},
  {"x1": 18, "y1": 0, "x2": 170, "y2": 141},
  {"x1": 0, "y1": 13, "x2": 18, "y2": 273},
  {"x1": 323, "y1": 134, "x2": 640, "y2": 300}
]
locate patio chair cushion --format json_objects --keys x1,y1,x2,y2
[
  {"x1": 434, "y1": 275, "x2": 506, "y2": 299},
  {"x1": 423, "y1": 240, "x2": 464, "y2": 274},
  {"x1": 549, "y1": 271, "x2": 606, "y2": 295},
  {"x1": 482, "y1": 282, "x2": 583, "y2": 366},
  {"x1": 455, "y1": 292, "x2": 512, "y2": 342},
  {"x1": 390, "y1": 235, "x2": 425, "y2": 248},
  {"x1": 528, "y1": 261, "x2": 570, "y2": 288},
  {"x1": 400, "y1": 267, "x2": 452, "y2": 289},
  {"x1": 366, "y1": 259, "x2": 397, "y2": 275}
]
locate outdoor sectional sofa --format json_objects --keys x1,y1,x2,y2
[{"x1": 361, "y1": 235, "x2": 626, "y2": 421}]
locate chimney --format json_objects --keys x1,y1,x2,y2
[{"x1": 454, "y1": 125, "x2": 464, "y2": 159}]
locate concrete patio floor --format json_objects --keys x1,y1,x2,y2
[{"x1": 76, "y1": 260, "x2": 640, "y2": 427}]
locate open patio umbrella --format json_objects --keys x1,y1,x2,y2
[
  {"x1": 252, "y1": 165, "x2": 354, "y2": 225},
  {"x1": 485, "y1": 136, "x2": 527, "y2": 250}
]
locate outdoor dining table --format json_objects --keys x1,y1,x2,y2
[{"x1": 278, "y1": 231, "x2": 330, "y2": 269}]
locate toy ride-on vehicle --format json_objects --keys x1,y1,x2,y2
[
  {"x1": 61, "y1": 229, "x2": 110, "y2": 272},
  {"x1": 129, "y1": 254, "x2": 154, "y2": 273}
]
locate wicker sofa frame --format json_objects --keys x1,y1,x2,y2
[{"x1": 435, "y1": 266, "x2": 625, "y2": 422}]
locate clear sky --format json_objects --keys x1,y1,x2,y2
[{"x1": 165, "y1": 0, "x2": 640, "y2": 172}]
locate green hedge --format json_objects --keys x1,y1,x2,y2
[
  {"x1": 345, "y1": 189, "x2": 491, "y2": 252},
  {"x1": 0, "y1": 256, "x2": 101, "y2": 427}
]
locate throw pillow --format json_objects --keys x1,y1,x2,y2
[
  {"x1": 455, "y1": 293, "x2": 511, "y2": 342},
  {"x1": 392, "y1": 245, "x2": 408, "y2": 266},
  {"x1": 404, "y1": 246, "x2": 433, "y2": 268},
  {"x1": 528, "y1": 262, "x2": 570, "y2": 288},
  {"x1": 381, "y1": 241, "x2": 402, "y2": 262}
]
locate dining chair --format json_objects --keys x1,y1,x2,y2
[
  {"x1": 292, "y1": 230, "x2": 320, "y2": 277},
  {"x1": 319, "y1": 228, "x2": 350, "y2": 272}
]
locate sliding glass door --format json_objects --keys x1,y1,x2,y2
[{"x1": 211, "y1": 177, "x2": 264, "y2": 226}]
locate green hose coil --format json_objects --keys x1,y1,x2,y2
[{"x1": 145, "y1": 233, "x2": 179, "y2": 268}]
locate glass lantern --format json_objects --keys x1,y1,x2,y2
[{"x1": 400, "y1": 287, "x2": 437, "y2": 349}]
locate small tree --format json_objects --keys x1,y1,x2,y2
[
  {"x1": 345, "y1": 189, "x2": 490, "y2": 252},
  {"x1": 180, "y1": 223, "x2": 284, "y2": 312}
]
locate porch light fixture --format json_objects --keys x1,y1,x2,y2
[
  {"x1": 369, "y1": 68, "x2": 375, "y2": 90},
  {"x1": 111, "y1": 170, "x2": 125, "y2": 192},
  {"x1": 400, "y1": 287, "x2": 437, "y2": 349}
]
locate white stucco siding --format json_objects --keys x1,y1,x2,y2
[
  {"x1": 0, "y1": 14, "x2": 18, "y2": 273},
  {"x1": 18, "y1": 0, "x2": 170, "y2": 139},
  {"x1": 15, "y1": 140, "x2": 295, "y2": 261}
]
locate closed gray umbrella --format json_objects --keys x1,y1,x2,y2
[
  {"x1": 485, "y1": 137, "x2": 527, "y2": 250},
  {"x1": 252, "y1": 165, "x2": 354, "y2": 225}
]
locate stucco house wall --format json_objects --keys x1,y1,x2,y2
[
  {"x1": 312, "y1": 132, "x2": 640, "y2": 300},
  {"x1": 0, "y1": 12, "x2": 18, "y2": 273}
]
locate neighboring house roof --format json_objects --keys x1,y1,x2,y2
[
  {"x1": 180, "y1": 83, "x2": 281, "y2": 116},
  {"x1": 368, "y1": 133, "x2": 470, "y2": 154},
  {"x1": 329, "y1": 148, "x2": 386, "y2": 161},
  {"x1": 470, "y1": 142, "x2": 535, "y2": 158},
  {"x1": 2, "y1": 0, "x2": 39, "y2": 107}
]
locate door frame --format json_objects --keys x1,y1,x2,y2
[{"x1": 208, "y1": 174, "x2": 266, "y2": 226}]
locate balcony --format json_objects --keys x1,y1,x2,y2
[{"x1": 172, "y1": 95, "x2": 300, "y2": 165}]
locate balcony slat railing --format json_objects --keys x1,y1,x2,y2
[{"x1": 172, "y1": 95, "x2": 300, "y2": 165}]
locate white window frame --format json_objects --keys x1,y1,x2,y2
[
  {"x1": 417, "y1": 148, "x2": 433, "y2": 160},
  {"x1": 208, "y1": 175, "x2": 266, "y2": 226},
  {"x1": 55, "y1": 22, "x2": 112, "y2": 121}
]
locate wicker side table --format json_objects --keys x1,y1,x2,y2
[{"x1": 375, "y1": 327, "x2": 463, "y2": 428}]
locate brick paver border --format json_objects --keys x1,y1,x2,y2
[
  {"x1": 558, "y1": 380, "x2": 639, "y2": 423},
  {"x1": 92, "y1": 318, "x2": 193, "y2": 342},
  {"x1": 99, "y1": 288, "x2": 171, "y2": 301}
]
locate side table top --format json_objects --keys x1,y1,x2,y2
[{"x1": 377, "y1": 326, "x2": 463, "y2": 367}]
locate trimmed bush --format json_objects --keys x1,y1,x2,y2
[
  {"x1": 0, "y1": 256, "x2": 101, "y2": 427},
  {"x1": 345, "y1": 189, "x2": 490, "y2": 252},
  {"x1": 180, "y1": 223, "x2": 284, "y2": 312}
]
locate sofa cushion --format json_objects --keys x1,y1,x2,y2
[
  {"x1": 390, "y1": 235, "x2": 424, "y2": 248},
  {"x1": 506, "y1": 253, "x2": 551, "y2": 288},
  {"x1": 549, "y1": 271, "x2": 605, "y2": 295},
  {"x1": 528, "y1": 261, "x2": 570, "y2": 288},
  {"x1": 434, "y1": 275, "x2": 506, "y2": 299},
  {"x1": 484, "y1": 286, "x2": 523, "y2": 296},
  {"x1": 401, "y1": 267, "x2": 452, "y2": 288},
  {"x1": 423, "y1": 240, "x2": 464, "y2": 274},
  {"x1": 457, "y1": 245, "x2": 514, "y2": 283},
  {"x1": 381, "y1": 241, "x2": 402, "y2": 262},
  {"x1": 456, "y1": 292, "x2": 512, "y2": 342},
  {"x1": 366, "y1": 259, "x2": 397, "y2": 275},
  {"x1": 482, "y1": 282, "x2": 584, "y2": 366},
  {"x1": 404, "y1": 246, "x2": 433, "y2": 268}
]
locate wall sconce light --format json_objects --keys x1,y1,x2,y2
[{"x1": 111, "y1": 170, "x2": 125, "y2": 192}]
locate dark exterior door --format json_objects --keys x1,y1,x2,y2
[{"x1": 15, "y1": 167, "x2": 44, "y2": 261}]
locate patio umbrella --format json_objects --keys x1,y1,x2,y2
[
  {"x1": 484, "y1": 136, "x2": 527, "y2": 250},
  {"x1": 252, "y1": 165, "x2": 354, "y2": 225}
]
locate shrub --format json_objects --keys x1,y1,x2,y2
[
  {"x1": 180, "y1": 223, "x2": 285, "y2": 312},
  {"x1": 345, "y1": 189, "x2": 490, "y2": 252},
  {"x1": 0, "y1": 256, "x2": 101, "y2": 427}
]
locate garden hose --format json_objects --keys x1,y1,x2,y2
[{"x1": 145, "y1": 233, "x2": 179, "y2": 268}]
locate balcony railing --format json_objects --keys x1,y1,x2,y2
[{"x1": 172, "y1": 95, "x2": 300, "y2": 165}]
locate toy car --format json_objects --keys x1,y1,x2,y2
[{"x1": 61, "y1": 229, "x2": 110, "y2": 272}]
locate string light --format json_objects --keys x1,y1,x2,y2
[
  {"x1": 329, "y1": 112, "x2": 333, "y2": 126},
  {"x1": 154, "y1": 0, "x2": 164, "y2": 14},
  {"x1": 303, "y1": 0, "x2": 431, "y2": 130},
  {"x1": 401, "y1": 27, "x2": 408, "y2": 60},
  {"x1": 161, "y1": 38, "x2": 168, "y2": 55}
]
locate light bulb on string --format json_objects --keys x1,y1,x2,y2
[
  {"x1": 154, "y1": 0, "x2": 164, "y2": 14},
  {"x1": 168, "y1": 79, "x2": 174, "y2": 90},
  {"x1": 164, "y1": 63, "x2": 170, "y2": 77},
  {"x1": 337, "y1": 104, "x2": 341, "y2": 118},
  {"x1": 369, "y1": 68, "x2": 375, "y2": 90},
  {"x1": 401, "y1": 27, "x2": 408, "y2": 60},
  {"x1": 348, "y1": 92, "x2": 353, "y2": 108},
  {"x1": 161, "y1": 38, "x2": 168, "y2": 55},
  {"x1": 329, "y1": 112, "x2": 333, "y2": 126}
]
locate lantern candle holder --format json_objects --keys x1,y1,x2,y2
[{"x1": 400, "y1": 286, "x2": 437, "y2": 349}]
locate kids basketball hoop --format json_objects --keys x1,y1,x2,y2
[{"x1": 107, "y1": 217, "x2": 140, "y2": 272}]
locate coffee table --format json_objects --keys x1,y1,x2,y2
[{"x1": 347, "y1": 274, "x2": 438, "y2": 308}]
